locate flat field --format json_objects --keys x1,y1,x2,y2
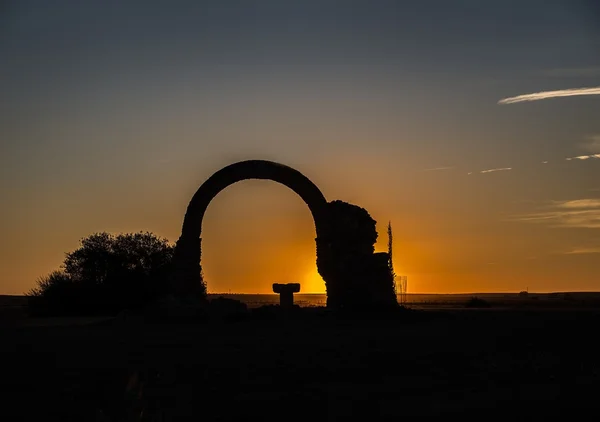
[{"x1": 2, "y1": 304, "x2": 600, "y2": 420}]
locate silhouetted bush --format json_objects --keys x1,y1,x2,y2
[
  {"x1": 465, "y1": 297, "x2": 491, "y2": 308},
  {"x1": 27, "y1": 232, "x2": 175, "y2": 316}
]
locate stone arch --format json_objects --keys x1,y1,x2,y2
[{"x1": 171, "y1": 160, "x2": 329, "y2": 297}]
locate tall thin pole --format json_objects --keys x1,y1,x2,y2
[{"x1": 387, "y1": 221, "x2": 398, "y2": 302}]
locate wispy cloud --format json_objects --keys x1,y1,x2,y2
[
  {"x1": 423, "y1": 166, "x2": 454, "y2": 172},
  {"x1": 566, "y1": 154, "x2": 600, "y2": 160},
  {"x1": 564, "y1": 247, "x2": 600, "y2": 255},
  {"x1": 556, "y1": 199, "x2": 600, "y2": 209},
  {"x1": 480, "y1": 167, "x2": 512, "y2": 174},
  {"x1": 513, "y1": 199, "x2": 600, "y2": 229},
  {"x1": 498, "y1": 87, "x2": 600, "y2": 104}
]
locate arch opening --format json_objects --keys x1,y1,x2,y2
[
  {"x1": 199, "y1": 179, "x2": 324, "y2": 294},
  {"x1": 172, "y1": 160, "x2": 328, "y2": 298}
]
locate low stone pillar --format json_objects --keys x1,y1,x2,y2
[{"x1": 272, "y1": 283, "x2": 301, "y2": 309}]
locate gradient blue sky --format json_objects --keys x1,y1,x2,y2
[{"x1": 1, "y1": 0, "x2": 599, "y2": 294}]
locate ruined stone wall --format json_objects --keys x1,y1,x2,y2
[{"x1": 317, "y1": 200, "x2": 397, "y2": 310}]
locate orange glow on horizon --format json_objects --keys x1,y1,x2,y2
[{"x1": 2, "y1": 155, "x2": 599, "y2": 296}]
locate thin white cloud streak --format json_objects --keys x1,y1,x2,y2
[
  {"x1": 513, "y1": 199, "x2": 600, "y2": 229},
  {"x1": 555, "y1": 199, "x2": 600, "y2": 209},
  {"x1": 566, "y1": 154, "x2": 600, "y2": 160},
  {"x1": 422, "y1": 143, "x2": 598, "y2": 176},
  {"x1": 498, "y1": 87, "x2": 600, "y2": 104},
  {"x1": 564, "y1": 248, "x2": 600, "y2": 255},
  {"x1": 515, "y1": 210, "x2": 600, "y2": 228},
  {"x1": 480, "y1": 167, "x2": 512, "y2": 174},
  {"x1": 423, "y1": 166, "x2": 454, "y2": 171}
]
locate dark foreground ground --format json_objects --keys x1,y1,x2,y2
[{"x1": 2, "y1": 307, "x2": 600, "y2": 421}]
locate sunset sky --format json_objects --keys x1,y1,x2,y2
[{"x1": 1, "y1": 0, "x2": 599, "y2": 295}]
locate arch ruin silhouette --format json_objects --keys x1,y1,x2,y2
[{"x1": 171, "y1": 159, "x2": 397, "y2": 310}]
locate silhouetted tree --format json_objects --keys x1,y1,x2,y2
[{"x1": 28, "y1": 232, "x2": 175, "y2": 316}]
